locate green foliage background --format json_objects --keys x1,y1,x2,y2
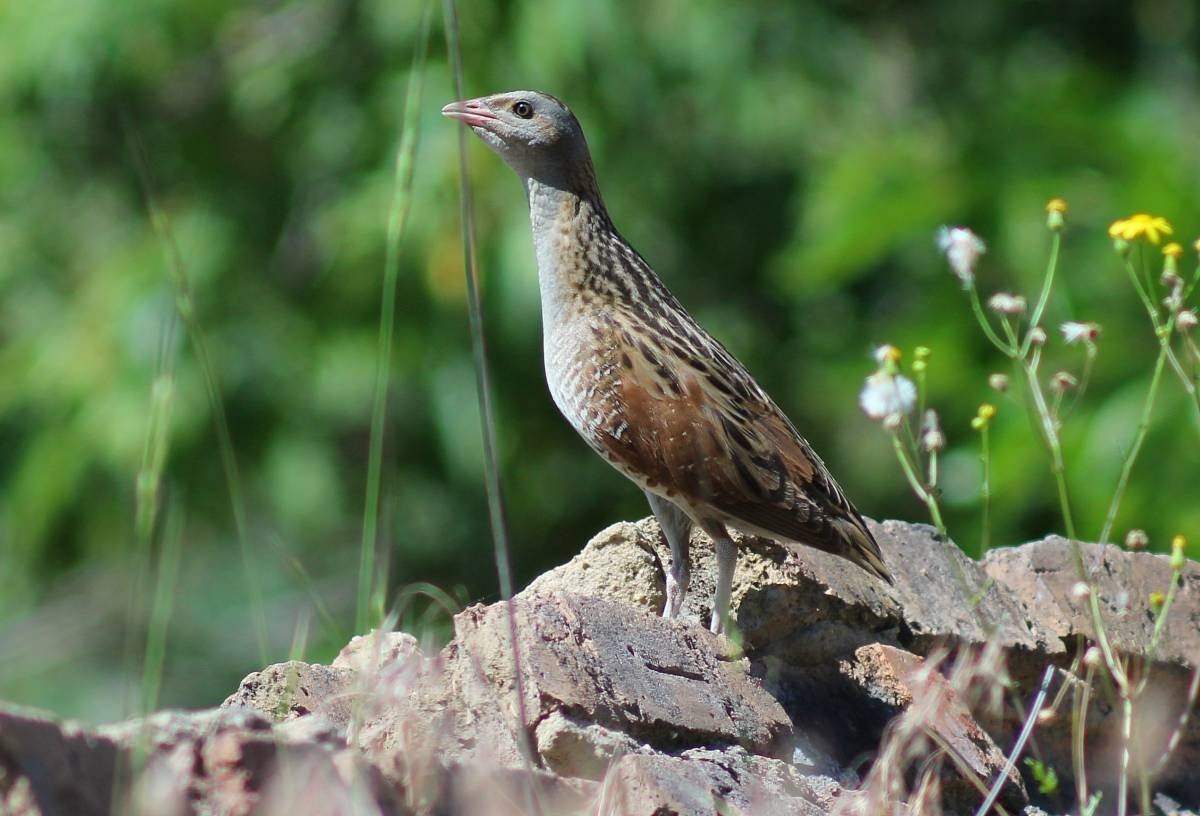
[{"x1": 2, "y1": 0, "x2": 1198, "y2": 722}]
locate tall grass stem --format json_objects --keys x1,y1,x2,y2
[
  {"x1": 357, "y1": 0, "x2": 433, "y2": 636},
  {"x1": 127, "y1": 126, "x2": 269, "y2": 663}
]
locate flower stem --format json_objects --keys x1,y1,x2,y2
[
  {"x1": 891, "y1": 432, "x2": 946, "y2": 536},
  {"x1": 968, "y1": 284, "x2": 1016, "y2": 355},
  {"x1": 979, "y1": 424, "x2": 991, "y2": 559},
  {"x1": 1100, "y1": 323, "x2": 1172, "y2": 546},
  {"x1": 1022, "y1": 232, "x2": 1061, "y2": 355}
]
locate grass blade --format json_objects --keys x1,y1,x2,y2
[
  {"x1": 357, "y1": 0, "x2": 434, "y2": 636},
  {"x1": 127, "y1": 125, "x2": 269, "y2": 663}
]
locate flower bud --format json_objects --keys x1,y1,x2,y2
[
  {"x1": 1150, "y1": 591, "x2": 1166, "y2": 612},
  {"x1": 1171, "y1": 535, "x2": 1187, "y2": 572},
  {"x1": 1050, "y1": 371, "x2": 1078, "y2": 393},
  {"x1": 1113, "y1": 237, "x2": 1131, "y2": 256},
  {"x1": 1163, "y1": 242, "x2": 1184, "y2": 259},
  {"x1": 988, "y1": 373, "x2": 1009, "y2": 393},
  {"x1": 1045, "y1": 198, "x2": 1068, "y2": 232},
  {"x1": 1124, "y1": 529, "x2": 1149, "y2": 551},
  {"x1": 988, "y1": 292, "x2": 1027, "y2": 316},
  {"x1": 1083, "y1": 646, "x2": 1103, "y2": 669},
  {"x1": 977, "y1": 403, "x2": 996, "y2": 421},
  {"x1": 912, "y1": 359, "x2": 927, "y2": 374},
  {"x1": 914, "y1": 346, "x2": 931, "y2": 361},
  {"x1": 1071, "y1": 581, "x2": 1091, "y2": 602}
]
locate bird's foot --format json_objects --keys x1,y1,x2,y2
[{"x1": 662, "y1": 572, "x2": 688, "y2": 619}]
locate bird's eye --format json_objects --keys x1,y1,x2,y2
[{"x1": 512, "y1": 100, "x2": 533, "y2": 119}]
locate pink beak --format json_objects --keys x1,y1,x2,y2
[{"x1": 441, "y1": 98, "x2": 501, "y2": 129}]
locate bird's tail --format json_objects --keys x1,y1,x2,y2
[{"x1": 835, "y1": 517, "x2": 893, "y2": 585}]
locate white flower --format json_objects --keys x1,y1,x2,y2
[
  {"x1": 860, "y1": 371, "x2": 917, "y2": 424},
  {"x1": 937, "y1": 226, "x2": 986, "y2": 288},
  {"x1": 920, "y1": 410, "x2": 944, "y2": 453},
  {"x1": 1061, "y1": 321, "x2": 1101, "y2": 344},
  {"x1": 987, "y1": 292, "x2": 1026, "y2": 315},
  {"x1": 1070, "y1": 581, "x2": 1091, "y2": 602}
]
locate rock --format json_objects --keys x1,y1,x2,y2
[
  {"x1": 984, "y1": 537, "x2": 1200, "y2": 668},
  {"x1": 523, "y1": 519, "x2": 666, "y2": 615},
  {"x1": 222, "y1": 660, "x2": 355, "y2": 725},
  {"x1": 532, "y1": 517, "x2": 1055, "y2": 667},
  {"x1": 838, "y1": 644, "x2": 1025, "y2": 812},
  {"x1": 333, "y1": 630, "x2": 423, "y2": 673},
  {"x1": 5, "y1": 517, "x2": 1200, "y2": 815},
  {"x1": 363, "y1": 591, "x2": 794, "y2": 779},
  {"x1": 534, "y1": 711, "x2": 644, "y2": 780},
  {"x1": 0, "y1": 705, "x2": 119, "y2": 816},
  {"x1": 601, "y1": 748, "x2": 829, "y2": 816}
]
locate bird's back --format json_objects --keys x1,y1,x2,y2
[{"x1": 530, "y1": 183, "x2": 890, "y2": 584}]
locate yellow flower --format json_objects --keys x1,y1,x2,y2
[
  {"x1": 1045, "y1": 198, "x2": 1068, "y2": 214},
  {"x1": 1108, "y1": 214, "x2": 1174, "y2": 245},
  {"x1": 978, "y1": 403, "x2": 997, "y2": 421},
  {"x1": 1163, "y1": 242, "x2": 1184, "y2": 259}
]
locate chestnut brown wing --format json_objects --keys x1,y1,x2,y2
[{"x1": 598, "y1": 332, "x2": 891, "y2": 584}]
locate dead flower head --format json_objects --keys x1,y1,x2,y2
[
  {"x1": 987, "y1": 292, "x2": 1027, "y2": 316},
  {"x1": 937, "y1": 226, "x2": 986, "y2": 288},
  {"x1": 1061, "y1": 321, "x2": 1101, "y2": 345}
]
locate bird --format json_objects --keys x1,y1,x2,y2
[{"x1": 442, "y1": 91, "x2": 892, "y2": 633}]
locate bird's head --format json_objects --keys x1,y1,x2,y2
[{"x1": 442, "y1": 90, "x2": 592, "y2": 183}]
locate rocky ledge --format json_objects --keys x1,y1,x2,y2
[{"x1": 2, "y1": 519, "x2": 1198, "y2": 815}]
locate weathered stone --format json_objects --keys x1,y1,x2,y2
[
  {"x1": 455, "y1": 592, "x2": 793, "y2": 757},
  {"x1": 837, "y1": 644, "x2": 1026, "y2": 811},
  {"x1": 222, "y1": 660, "x2": 355, "y2": 725},
  {"x1": 0, "y1": 706, "x2": 119, "y2": 816},
  {"x1": 984, "y1": 537, "x2": 1200, "y2": 667},
  {"x1": 534, "y1": 710, "x2": 644, "y2": 780},
  {"x1": 602, "y1": 748, "x2": 829, "y2": 816},
  {"x1": 531, "y1": 517, "x2": 1055, "y2": 666},
  {"x1": 333, "y1": 630, "x2": 423, "y2": 673},
  {"x1": 523, "y1": 519, "x2": 666, "y2": 615}
]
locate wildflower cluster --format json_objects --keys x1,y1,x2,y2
[
  {"x1": 859, "y1": 346, "x2": 945, "y2": 535},
  {"x1": 890, "y1": 198, "x2": 1200, "y2": 813}
]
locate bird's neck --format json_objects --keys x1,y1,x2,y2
[{"x1": 524, "y1": 170, "x2": 617, "y2": 325}]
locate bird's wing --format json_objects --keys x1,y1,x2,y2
[{"x1": 599, "y1": 320, "x2": 891, "y2": 584}]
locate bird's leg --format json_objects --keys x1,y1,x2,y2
[
  {"x1": 702, "y1": 521, "x2": 736, "y2": 634},
  {"x1": 645, "y1": 491, "x2": 692, "y2": 619}
]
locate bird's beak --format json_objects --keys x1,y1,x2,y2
[{"x1": 441, "y1": 98, "x2": 501, "y2": 130}]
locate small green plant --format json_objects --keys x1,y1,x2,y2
[{"x1": 1024, "y1": 757, "x2": 1059, "y2": 796}]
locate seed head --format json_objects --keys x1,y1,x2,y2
[
  {"x1": 860, "y1": 370, "x2": 917, "y2": 424},
  {"x1": 1124, "y1": 529, "x2": 1149, "y2": 551},
  {"x1": 1178, "y1": 309, "x2": 1198, "y2": 332},
  {"x1": 1050, "y1": 371, "x2": 1078, "y2": 393},
  {"x1": 1071, "y1": 581, "x2": 1091, "y2": 602},
  {"x1": 988, "y1": 373, "x2": 1010, "y2": 393},
  {"x1": 988, "y1": 292, "x2": 1027, "y2": 316},
  {"x1": 1061, "y1": 322, "x2": 1100, "y2": 345},
  {"x1": 1028, "y1": 326, "x2": 1047, "y2": 346},
  {"x1": 937, "y1": 226, "x2": 986, "y2": 288},
  {"x1": 921, "y1": 410, "x2": 945, "y2": 453},
  {"x1": 1083, "y1": 646, "x2": 1103, "y2": 669},
  {"x1": 1036, "y1": 708, "x2": 1058, "y2": 726}
]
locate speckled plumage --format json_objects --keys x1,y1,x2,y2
[{"x1": 444, "y1": 91, "x2": 891, "y2": 632}]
